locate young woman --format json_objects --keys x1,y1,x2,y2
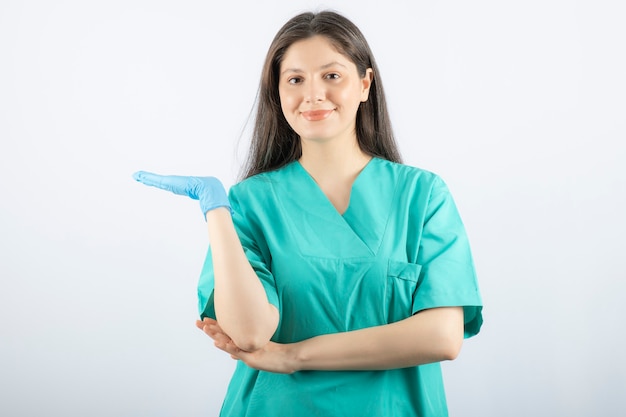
[{"x1": 134, "y1": 10, "x2": 482, "y2": 417}]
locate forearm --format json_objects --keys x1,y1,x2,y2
[
  {"x1": 206, "y1": 208, "x2": 278, "y2": 351},
  {"x1": 292, "y1": 307, "x2": 464, "y2": 371}
]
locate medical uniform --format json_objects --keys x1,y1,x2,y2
[{"x1": 198, "y1": 157, "x2": 482, "y2": 417}]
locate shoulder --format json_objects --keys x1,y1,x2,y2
[
  {"x1": 228, "y1": 162, "x2": 295, "y2": 209},
  {"x1": 231, "y1": 163, "x2": 294, "y2": 191},
  {"x1": 373, "y1": 158, "x2": 447, "y2": 196}
]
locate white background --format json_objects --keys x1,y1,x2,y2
[{"x1": 1, "y1": 0, "x2": 625, "y2": 416}]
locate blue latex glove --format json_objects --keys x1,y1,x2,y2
[{"x1": 132, "y1": 171, "x2": 231, "y2": 218}]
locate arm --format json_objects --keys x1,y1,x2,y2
[
  {"x1": 200, "y1": 307, "x2": 463, "y2": 373},
  {"x1": 133, "y1": 172, "x2": 278, "y2": 351},
  {"x1": 206, "y1": 208, "x2": 279, "y2": 352},
  {"x1": 294, "y1": 307, "x2": 463, "y2": 371}
]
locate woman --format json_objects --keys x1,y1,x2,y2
[{"x1": 134, "y1": 10, "x2": 482, "y2": 417}]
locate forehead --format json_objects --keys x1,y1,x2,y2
[{"x1": 280, "y1": 35, "x2": 354, "y2": 70}]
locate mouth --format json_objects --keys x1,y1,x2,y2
[{"x1": 301, "y1": 110, "x2": 333, "y2": 121}]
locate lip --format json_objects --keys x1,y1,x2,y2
[{"x1": 301, "y1": 110, "x2": 333, "y2": 121}]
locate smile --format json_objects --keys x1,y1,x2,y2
[{"x1": 301, "y1": 110, "x2": 333, "y2": 121}]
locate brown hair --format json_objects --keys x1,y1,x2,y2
[{"x1": 241, "y1": 11, "x2": 402, "y2": 179}]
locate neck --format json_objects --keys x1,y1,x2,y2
[{"x1": 298, "y1": 135, "x2": 371, "y2": 181}]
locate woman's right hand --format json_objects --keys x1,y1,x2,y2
[
  {"x1": 197, "y1": 318, "x2": 298, "y2": 374},
  {"x1": 132, "y1": 171, "x2": 231, "y2": 218}
]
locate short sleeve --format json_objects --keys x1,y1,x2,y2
[
  {"x1": 412, "y1": 176, "x2": 483, "y2": 338},
  {"x1": 197, "y1": 188, "x2": 280, "y2": 319}
]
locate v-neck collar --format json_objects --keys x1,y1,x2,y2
[
  {"x1": 273, "y1": 158, "x2": 397, "y2": 258},
  {"x1": 294, "y1": 157, "x2": 376, "y2": 217}
]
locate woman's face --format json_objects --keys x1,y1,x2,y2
[{"x1": 278, "y1": 35, "x2": 372, "y2": 146}]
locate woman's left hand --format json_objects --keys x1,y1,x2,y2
[{"x1": 196, "y1": 318, "x2": 299, "y2": 374}]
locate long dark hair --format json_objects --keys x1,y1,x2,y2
[{"x1": 241, "y1": 11, "x2": 401, "y2": 180}]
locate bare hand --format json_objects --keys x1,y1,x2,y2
[{"x1": 196, "y1": 318, "x2": 298, "y2": 374}]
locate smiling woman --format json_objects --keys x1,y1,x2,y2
[
  {"x1": 278, "y1": 36, "x2": 373, "y2": 148},
  {"x1": 133, "y1": 10, "x2": 482, "y2": 417}
]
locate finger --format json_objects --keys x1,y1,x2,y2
[
  {"x1": 199, "y1": 323, "x2": 216, "y2": 337},
  {"x1": 209, "y1": 329, "x2": 232, "y2": 344},
  {"x1": 202, "y1": 317, "x2": 218, "y2": 326},
  {"x1": 196, "y1": 318, "x2": 217, "y2": 328},
  {"x1": 207, "y1": 320, "x2": 226, "y2": 334},
  {"x1": 196, "y1": 319, "x2": 217, "y2": 332},
  {"x1": 215, "y1": 340, "x2": 242, "y2": 356},
  {"x1": 133, "y1": 171, "x2": 166, "y2": 187},
  {"x1": 214, "y1": 339, "x2": 228, "y2": 352},
  {"x1": 200, "y1": 323, "x2": 232, "y2": 343},
  {"x1": 201, "y1": 318, "x2": 229, "y2": 336},
  {"x1": 132, "y1": 171, "x2": 187, "y2": 195}
]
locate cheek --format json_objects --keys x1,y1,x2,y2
[
  {"x1": 279, "y1": 90, "x2": 297, "y2": 112},
  {"x1": 278, "y1": 89, "x2": 295, "y2": 108},
  {"x1": 278, "y1": 92, "x2": 298, "y2": 130},
  {"x1": 336, "y1": 86, "x2": 362, "y2": 111}
]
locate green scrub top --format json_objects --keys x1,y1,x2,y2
[{"x1": 198, "y1": 158, "x2": 483, "y2": 417}]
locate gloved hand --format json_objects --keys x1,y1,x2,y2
[{"x1": 132, "y1": 171, "x2": 231, "y2": 218}]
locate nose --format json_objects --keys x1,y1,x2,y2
[{"x1": 304, "y1": 78, "x2": 325, "y2": 103}]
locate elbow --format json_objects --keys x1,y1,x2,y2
[
  {"x1": 438, "y1": 331, "x2": 463, "y2": 361},
  {"x1": 224, "y1": 317, "x2": 277, "y2": 352},
  {"x1": 231, "y1": 334, "x2": 270, "y2": 353},
  {"x1": 432, "y1": 307, "x2": 464, "y2": 362},
  {"x1": 217, "y1": 321, "x2": 274, "y2": 352},
  {"x1": 215, "y1": 305, "x2": 279, "y2": 352},
  {"x1": 441, "y1": 338, "x2": 463, "y2": 361}
]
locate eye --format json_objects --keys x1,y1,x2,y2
[
  {"x1": 325, "y1": 73, "x2": 340, "y2": 80},
  {"x1": 287, "y1": 76, "x2": 303, "y2": 85}
]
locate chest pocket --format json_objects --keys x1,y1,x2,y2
[{"x1": 386, "y1": 260, "x2": 422, "y2": 323}]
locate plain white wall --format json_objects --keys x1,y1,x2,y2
[{"x1": 1, "y1": 0, "x2": 624, "y2": 416}]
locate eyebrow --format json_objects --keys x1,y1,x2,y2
[{"x1": 280, "y1": 61, "x2": 348, "y2": 76}]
